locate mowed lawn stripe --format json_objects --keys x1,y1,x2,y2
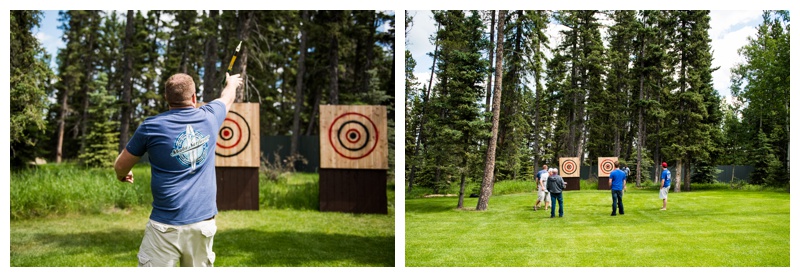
[{"x1": 406, "y1": 188, "x2": 788, "y2": 267}]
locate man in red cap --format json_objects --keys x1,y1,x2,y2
[{"x1": 659, "y1": 162, "x2": 671, "y2": 210}]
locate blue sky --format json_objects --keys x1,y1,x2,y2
[
  {"x1": 32, "y1": 10, "x2": 62, "y2": 69},
  {"x1": 406, "y1": 10, "x2": 766, "y2": 102}
]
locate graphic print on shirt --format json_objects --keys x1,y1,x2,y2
[{"x1": 170, "y1": 125, "x2": 211, "y2": 172}]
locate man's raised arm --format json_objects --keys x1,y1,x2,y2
[{"x1": 218, "y1": 72, "x2": 243, "y2": 114}]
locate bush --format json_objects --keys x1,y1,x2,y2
[{"x1": 260, "y1": 147, "x2": 308, "y2": 182}]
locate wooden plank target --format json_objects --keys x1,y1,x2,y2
[
  {"x1": 320, "y1": 105, "x2": 388, "y2": 169},
  {"x1": 597, "y1": 157, "x2": 618, "y2": 177},
  {"x1": 200, "y1": 102, "x2": 260, "y2": 167},
  {"x1": 559, "y1": 157, "x2": 580, "y2": 178}
]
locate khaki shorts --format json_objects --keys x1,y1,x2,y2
[
  {"x1": 659, "y1": 187, "x2": 670, "y2": 199},
  {"x1": 138, "y1": 218, "x2": 217, "y2": 267},
  {"x1": 538, "y1": 190, "x2": 551, "y2": 202}
]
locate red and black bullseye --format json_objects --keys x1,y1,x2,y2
[
  {"x1": 220, "y1": 126, "x2": 234, "y2": 141},
  {"x1": 345, "y1": 128, "x2": 361, "y2": 143},
  {"x1": 562, "y1": 160, "x2": 577, "y2": 175},
  {"x1": 328, "y1": 112, "x2": 379, "y2": 160},
  {"x1": 216, "y1": 111, "x2": 251, "y2": 158},
  {"x1": 600, "y1": 159, "x2": 615, "y2": 175}
]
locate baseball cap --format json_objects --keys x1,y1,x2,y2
[{"x1": 662, "y1": 162, "x2": 668, "y2": 168}]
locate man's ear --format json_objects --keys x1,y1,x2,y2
[{"x1": 192, "y1": 93, "x2": 197, "y2": 106}]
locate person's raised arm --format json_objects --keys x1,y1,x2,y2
[
  {"x1": 114, "y1": 149, "x2": 141, "y2": 183},
  {"x1": 218, "y1": 72, "x2": 243, "y2": 114}
]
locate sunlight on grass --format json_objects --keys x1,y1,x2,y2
[
  {"x1": 11, "y1": 164, "x2": 395, "y2": 267},
  {"x1": 405, "y1": 188, "x2": 789, "y2": 267}
]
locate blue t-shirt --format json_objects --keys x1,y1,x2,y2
[
  {"x1": 536, "y1": 169, "x2": 548, "y2": 182},
  {"x1": 126, "y1": 100, "x2": 227, "y2": 225},
  {"x1": 661, "y1": 169, "x2": 671, "y2": 187},
  {"x1": 609, "y1": 169, "x2": 626, "y2": 191}
]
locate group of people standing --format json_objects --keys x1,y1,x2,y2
[{"x1": 533, "y1": 161, "x2": 672, "y2": 218}]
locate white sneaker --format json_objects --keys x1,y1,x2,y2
[{"x1": 660, "y1": 208, "x2": 667, "y2": 211}]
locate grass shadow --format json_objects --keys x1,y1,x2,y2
[
  {"x1": 19, "y1": 228, "x2": 143, "y2": 266},
  {"x1": 216, "y1": 229, "x2": 394, "y2": 266},
  {"x1": 20, "y1": 227, "x2": 394, "y2": 267},
  {"x1": 405, "y1": 198, "x2": 461, "y2": 214}
]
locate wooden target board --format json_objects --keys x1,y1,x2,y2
[
  {"x1": 598, "y1": 157, "x2": 618, "y2": 177},
  {"x1": 559, "y1": 157, "x2": 580, "y2": 178},
  {"x1": 320, "y1": 105, "x2": 388, "y2": 169},
  {"x1": 198, "y1": 102, "x2": 260, "y2": 210},
  {"x1": 209, "y1": 103, "x2": 260, "y2": 167}
]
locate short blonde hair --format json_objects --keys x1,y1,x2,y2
[{"x1": 164, "y1": 73, "x2": 196, "y2": 107}]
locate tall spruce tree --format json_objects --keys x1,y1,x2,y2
[
  {"x1": 730, "y1": 10, "x2": 790, "y2": 186},
  {"x1": 78, "y1": 73, "x2": 119, "y2": 167},
  {"x1": 10, "y1": 10, "x2": 55, "y2": 166}
]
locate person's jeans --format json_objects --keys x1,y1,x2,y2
[
  {"x1": 550, "y1": 193, "x2": 564, "y2": 217},
  {"x1": 611, "y1": 190, "x2": 624, "y2": 215}
]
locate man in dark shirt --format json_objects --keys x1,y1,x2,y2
[{"x1": 546, "y1": 168, "x2": 566, "y2": 218}]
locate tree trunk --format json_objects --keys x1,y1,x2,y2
[
  {"x1": 328, "y1": 11, "x2": 341, "y2": 105},
  {"x1": 485, "y1": 11, "x2": 495, "y2": 113},
  {"x1": 685, "y1": 159, "x2": 692, "y2": 191},
  {"x1": 235, "y1": 11, "x2": 253, "y2": 102},
  {"x1": 636, "y1": 32, "x2": 646, "y2": 188},
  {"x1": 118, "y1": 10, "x2": 135, "y2": 152},
  {"x1": 457, "y1": 148, "x2": 468, "y2": 209},
  {"x1": 674, "y1": 158, "x2": 682, "y2": 192},
  {"x1": 145, "y1": 11, "x2": 162, "y2": 109},
  {"x1": 362, "y1": 10, "x2": 375, "y2": 94},
  {"x1": 291, "y1": 10, "x2": 309, "y2": 157},
  {"x1": 79, "y1": 14, "x2": 97, "y2": 156},
  {"x1": 55, "y1": 75, "x2": 70, "y2": 163},
  {"x1": 477, "y1": 10, "x2": 506, "y2": 211},
  {"x1": 304, "y1": 87, "x2": 321, "y2": 136},
  {"x1": 202, "y1": 10, "x2": 219, "y2": 101}
]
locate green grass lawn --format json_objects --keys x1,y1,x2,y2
[
  {"x1": 11, "y1": 164, "x2": 395, "y2": 267},
  {"x1": 405, "y1": 187, "x2": 789, "y2": 267}
]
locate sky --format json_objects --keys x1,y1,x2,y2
[{"x1": 405, "y1": 10, "x2": 766, "y2": 102}]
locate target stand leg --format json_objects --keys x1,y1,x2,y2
[
  {"x1": 216, "y1": 167, "x2": 259, "y2": 210},
  {"x1": 319, "y1": 168, "x2": 387, "y2": 214},
  {"x1": 597, "y1": 177, "x2": 610, "y2": 190},
  {"x1": 563, "y1": 177, "x2": 581, "y2": 191}
]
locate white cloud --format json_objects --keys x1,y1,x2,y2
[
  {"x1": 35, "y1": 32, "x2": 50, "y2": 43},
  {"x1": 709, "y1": 10, "x2": 762, "y2": 98},
  {"x1": 406, "y1": 10, "x2": 438, "y2": 92}
]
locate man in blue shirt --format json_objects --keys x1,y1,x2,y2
[
  {"x1": 114, "y1": 72, "x2": 242, "y2": 267},
  {"x1": 660, "y1": 162, "x2": 671, "y2": 211},
  {"x1": 608, "y1": 161, "x2": 627, "y2": 216},
  {"x1": 534, "y1": 164, "x2": 550, "y2": 211}
]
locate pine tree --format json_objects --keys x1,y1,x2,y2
[
  {"x1": 662, "y1": 10, "x2": 719, "y2": 192},
  {"x1": 79, "y1": 73, "x2": 120, "y2": 167},
  {"x1": 10, "y1": 10, "x2": 55, "y2": 166},
  {"x1": 730, "y1": 10, "x2": 790, "y2": 187}
]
